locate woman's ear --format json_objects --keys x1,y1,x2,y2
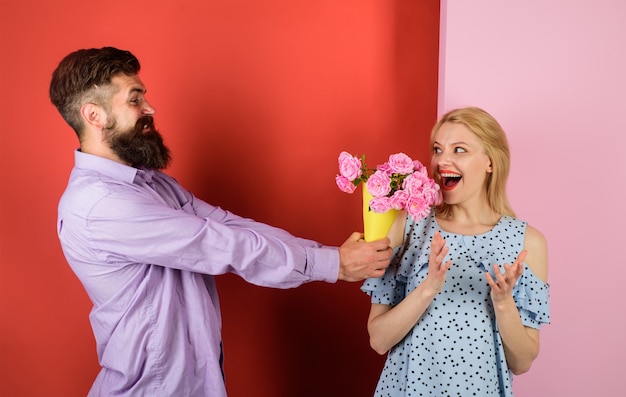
[{"x1": 80, "y1": 103, "x2": 106, "y2": 130}]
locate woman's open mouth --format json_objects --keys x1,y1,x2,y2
[{"x1": 440, "y1": 171, "x2": 461, "y2": 191}]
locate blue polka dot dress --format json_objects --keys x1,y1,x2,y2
[{"x1": 361, "y1": 212, "x2": 550, "y2": 396}]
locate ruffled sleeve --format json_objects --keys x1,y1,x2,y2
[
  {"x1": 361, "y1": 214, "x2": 434, "y2": 306},
  {"x1": 512, "y1": 265, "x2": 551, "y2": 328},
  {"x1": 360, "y1": 251, "x2": 406, "y2": 306}
]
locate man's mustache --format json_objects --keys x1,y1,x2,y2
[{"x1": 137, "y1": 116, "x2": 155, "y2": 132}]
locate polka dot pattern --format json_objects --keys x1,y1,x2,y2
[{"x1": 361, "y1": 213, "x2": 550, "y2": 396}]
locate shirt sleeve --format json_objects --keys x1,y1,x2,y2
[{"x1": 58, "y1": 176, "x2": 339, "y2": 290}]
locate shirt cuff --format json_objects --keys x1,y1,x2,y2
[{"x1": 304, "y1": 246, "x2": 340, "y2": 283}]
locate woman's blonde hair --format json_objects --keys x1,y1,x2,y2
[{"x1": 430, "y1": 107, "x2": 515, "y2": 218}]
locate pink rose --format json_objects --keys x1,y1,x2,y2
[
  {"x1": 336, "y1": 175, "x2": 357, "y2": 193},
  {"x1": 338, "y1": 151, "x2": 362, "y2": 181},
  {"x1": 406, "y1": 195, "x2": 431, "y2": 221},
  {"x1": 420, "y1": 181, "x2": 442, "y2": 205},
  {"x1": 412, "y1": 160, "x2": 425, "y2": 173},
  {"x1": 369, "y1": 196, "x2": 393, "y2": 213},
  {"x1": 403, "y1": 172, "x2": 425, "y2": 195},
  {"x1": 389, "y1": 190, "x2": 409, "y2": 210},
  {"x1": 376, "y1": 162, "x2": 393, "y2": 175},
  {"x1": 366, "y1": 171, "x2": 392, "y2": 198},
  {"x1": 388, "y1": 153, "x2": 415, "y2": 174}
]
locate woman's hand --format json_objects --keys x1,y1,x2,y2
[
  {"x1": 367, "y1": 230, "x2": 452, "y2": 355},
  {"x1": 485, "y1": 249, "x2": 526, "y2": 304},
  {"x1": 424, "y1": 231, "x2": 452, "y2": 294}
]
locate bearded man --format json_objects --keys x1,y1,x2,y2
[{"x1": 50, "y1": 47, "x2": 392, "y2": 396}]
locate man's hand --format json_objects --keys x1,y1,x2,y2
[{"x1": 338, "y1": 232, "x2": 393, "y2": 282}]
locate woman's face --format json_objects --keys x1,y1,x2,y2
[{"x1": 431, "y1": 122, "x2": 492, "y2": 206}]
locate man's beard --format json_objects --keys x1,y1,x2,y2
[{"x1": 104, "y1": 116, "x2": 171, "y2": 170}]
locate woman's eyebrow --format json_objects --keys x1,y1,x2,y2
[{"x1": 434, "y1": 141, "x2": 469, "y2": 146}]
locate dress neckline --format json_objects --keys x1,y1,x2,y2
[{"x1": 433, "y1": 214, "x2": 505, "y2": 238}]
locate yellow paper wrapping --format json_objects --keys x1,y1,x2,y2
[{"x1": 362, "y1": 185, "x2": 399, "y2": 242}]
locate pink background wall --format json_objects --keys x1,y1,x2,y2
[{"x1": 439, "y1": 1, "x2": 626, "y2": 395}]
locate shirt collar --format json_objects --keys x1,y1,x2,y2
[{"x1": 73, "y1": 149, "x2": 153, "y2": 184}]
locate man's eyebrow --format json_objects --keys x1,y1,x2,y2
[{"x1": 128, "y1": 86, "x2": 146, "y2": 95}]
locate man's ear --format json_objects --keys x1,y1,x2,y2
[{"x1": 80, "y1": 103, "x2": 106, "y2": 130}]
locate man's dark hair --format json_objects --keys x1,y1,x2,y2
[{"x1": 49, "y1": 47, "x2": 140, "y2": 137}]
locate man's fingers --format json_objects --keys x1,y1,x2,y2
[
  {"x1": 372, "y1": 246, "x2": 393, "y2": 264},
  {"x1": 349, "y1": 231, "x2": 365, "y2": 242},
  {"x1": 367, "y1": 237, "x2": 391, "y2": 250}
]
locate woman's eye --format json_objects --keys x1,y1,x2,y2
[
  {"x1": 454, "y1": 147, "x2": 467, "y2": 153},
  {"x1": 433, "y1": 147, "x2": 442, "y2": 154}
]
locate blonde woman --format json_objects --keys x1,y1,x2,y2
[{"x1": 362, "y1": 107, "x2": 550, "y2": 396}]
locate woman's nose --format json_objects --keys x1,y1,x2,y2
[{"x1": 435, "y1": 152, "x2": 452, "y2": 166}]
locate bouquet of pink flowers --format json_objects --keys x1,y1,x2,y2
[{"x1": 336, "y1": 151, "x2": 441, "y2": 222}]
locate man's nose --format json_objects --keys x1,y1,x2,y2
[{"x1": 143, "y1": 100, "x2": 156, "y2": 115}]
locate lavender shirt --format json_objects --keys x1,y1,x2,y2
[{"x1": 58, "y1": 150, "x2": 339, "y2": 396}]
